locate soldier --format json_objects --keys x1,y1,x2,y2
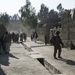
[
  {"x1": 11, "y1": 32, "x2": 15, "y2": 43},
  {"x1": 16, "y1": 33, "x2": 19, "y2": 43},
  {"x1": 8, "y1": 32, "x2": 11, "y2": 46},
  {"x1": 2, "y1": 31, "x2": 10, "y2": 54},
  {"x1": 44, "y1": 34, "x2": 47, "y2": 45},
  {"x1": 20, "y1": 33, "x2": 23, "y2": 42},
  {"x1": 23, "y1": 33, "x2": 27, "y2": 42},
  {"x1": 33, "y1": 32, "x2": 38, "y2": 43},
  {"x1": 50, "y1": 31, "x2": 64, "y2": 59},
  {"x1": 31, "y1": 33, "x2": 33, "y2": 41}
]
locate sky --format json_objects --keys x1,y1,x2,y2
[{"x1": 0, "y1": 0, "x2": 75, "y2": 16}]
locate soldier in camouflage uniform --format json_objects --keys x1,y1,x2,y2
[{"x1": 50, "y1": 31, "x2": 64, "y2": 59}]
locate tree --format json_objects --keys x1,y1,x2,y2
[
  {"x1": 48, "y1": 9, "x2": 61, "y2": 28},
  {"x1": 37, "y1": 4, "x2": 60, "y2": 27},
  {"x1": 48, "y1": 10, "x2": 60, "y2": 23},
  {"x1": 19, "y1": 0, "x2": 37, "y2": 28},
  {"x1": 12, "y1": 14, "x2": 20, "y2": 20},
  {"x1": 38, "y1": 4, "x2": 49, "y2": 24},
  {"x1": 57, "y1": 3, "x2": 64, "y2": 13},
  {"x1": 0, "y1": 13, "x2": 10, "y2": 26}
]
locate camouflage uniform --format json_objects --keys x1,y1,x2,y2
[{"x1": 50, "y1": 31, "x2": 64, "y2": 59}]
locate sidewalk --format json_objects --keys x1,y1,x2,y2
[
  {"x1": 24, "y1": 37, "x2": 75, "y2": 75},
  {"x1": 0, "y1": 43, "x2": 51, "y2": 75}
]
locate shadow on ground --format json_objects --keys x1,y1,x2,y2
[
  {"x1": 30, "y1": 44, "x2": 51, "y2": 48},
  {"x1": 0, "y1": 52, "x2": 19, "y2": 66},
  {"x1": 30, "y1": 45, "x2": 45, "y2": 48},
  {"x1": 0, "y1": 50, "x2": 19, "y2": 75},
  {"x1": 0, "y1": 68, "x2": 6, "y2": 75},
  {"x1": 59, "y1": 58, "x2": 75, "y2": 65}
]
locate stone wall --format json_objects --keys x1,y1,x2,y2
[
  {"x1": 36, "y1": 9, "x2": 75, "y2": 47},
  {"x1": 37, "y1": 26, "x2": 46, "y2": 42},
  {"x1": 61, "y1": 9, "x2": 75, "y2": 47}
]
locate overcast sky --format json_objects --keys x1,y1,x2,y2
[{"x1": 0, "y1": 0, "x2": 75, "y2": 16}]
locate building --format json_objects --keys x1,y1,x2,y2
[{"x1": 61, "y1": 9, "x2": 75, "y2": 47}]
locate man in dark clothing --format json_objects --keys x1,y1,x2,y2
[
  {"x1": 33, "y1": 32, "x2": 38, "y2": 43},
  {"x1": 50, "y1": 31, "x2": 64, "y2": 59},
  {"x1": 2, "y1": 31, "x2": 10, "y2": 54},
  {"x1": 44, "y1": 34, "x2": 47, "y2": 45},
  {"x1": 23, "y1": 33, "x2": 27, "y2": 42},
  {"x1": 20, "y1": 33, "x2": 23, "y2": 42}
]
